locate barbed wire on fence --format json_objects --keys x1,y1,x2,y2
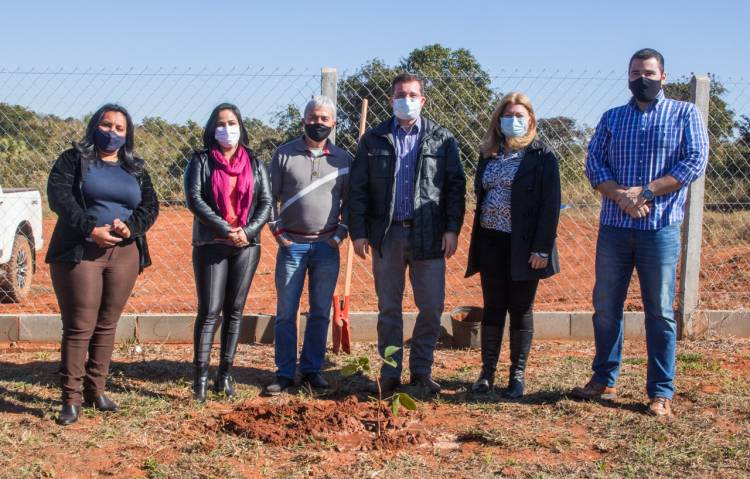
[{"x1": 0, "y1": 68, "x2": 747, "y2": 313}]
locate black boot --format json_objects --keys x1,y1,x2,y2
[
  {"x1": 214, "y1": 362, "x2": 236, "y2": 397},
  {"x1": 193, "y1": 311, "x2": 216, "y2": 403},
  {"x1": 214, "y1": 313, "x2": 241, "y2": 398},
  {"x1": 472, "y1": 323, "x2": 503, "y2": 394},
  {"x1": 503, "y1": 329, "x2": 533, "y2": 399},
  {"x1": 83, "y1": 394, "x2": 118, "y2": 412},
  {"x1": 57, "y1": 404, "x2": 80, "y2": 426},
  {"x1": 193, "y1": 364, "x2": 209, "y2": 402}
]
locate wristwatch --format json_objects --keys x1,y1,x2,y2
[{"x1": 641, "y1": 186, "x2": 655, "y2": 202}]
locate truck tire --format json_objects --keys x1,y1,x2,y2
[{"x1": 1, "y1": 233, "x2": 33, "y2": 303}]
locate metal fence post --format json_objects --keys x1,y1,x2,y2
[
  {"x1": 321, "y1": 67, "x2": 338, "y2": 144},
  {"x1": 677, "y1": 75, "x2": 710, "y2": 339}
]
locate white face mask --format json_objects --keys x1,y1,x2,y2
[
  {"x1": 393, "y1": 97, "x2": 422, "y2": 121},
  {"x1": 214, "y1": 124, "x2": 241, "y2": 148},
  {"x1": 500, "y1": 116, "x2": 528, "y2": 138}
]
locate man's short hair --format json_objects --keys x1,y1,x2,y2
[
  {"x1": 304, "y1": 95, "x2": 336, "y2": 120},
  {"x1": 629, "y1": 48, "x2": 665, "y2": 73},
  {"x1": 390, "y1": 73, "x2": 424, "y2": 96}
]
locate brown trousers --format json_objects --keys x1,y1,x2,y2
[{"x1": 50, "y1": 242, "x2": 139, "y2": 405}]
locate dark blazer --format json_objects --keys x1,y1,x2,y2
[
  {"x1": 45, "y1": 147, "x2": 159, "y2": 272},
  {"x1": 184, "y1": 147, "x2": 271, "y2": 245},
  {"x1": 348, "y1": 116, "x2": 466, "y2": 260},
  {"x1": 465, "y1": 139, "x2": 561, "y2": 281}
]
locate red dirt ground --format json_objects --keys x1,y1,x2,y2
[
  {"x1": 1, "y1": 207, "x2": 747, "y2": 314},
  {"x1": 221, "y1": 395, "x2": 430, "y2": 451}
]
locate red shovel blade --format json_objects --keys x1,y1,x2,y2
[{"x1": 332, "y1": 295, "x2": 352, "y2": 354}]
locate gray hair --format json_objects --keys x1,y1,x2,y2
[{"x1": 303, "y1": 95, "x2": 336, "y2": 120}]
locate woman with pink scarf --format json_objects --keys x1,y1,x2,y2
[{"x1": 184, "y1": 103, "x2": 271, "y2": 402}]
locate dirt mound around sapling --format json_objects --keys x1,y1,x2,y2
[{"x1": 221, "y1": 395, "x2": 430, "y2": 450}]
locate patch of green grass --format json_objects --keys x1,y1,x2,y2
[
  {"x1": 677, "y1": 352, "x2": 721, "y2": 372},
  {"x1": 623, "y1": 357, "x2": 646, "y2": 366},
  {"x1": 116, "y1": 337, "x2": 139, "y2": 355},
  {"x1": 13, "y1": 460, "x2": 56, "y2": 478},
  {"x1": 142, "y1": 457, "x2": 165, "y2": 479}
]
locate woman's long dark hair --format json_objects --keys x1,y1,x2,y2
[
  {"x1": 202, "y1": 103, "x2": 251, "y2": 151},
  {"x1": 75, "y1": 103, "x2": 143, "y2": 173}
]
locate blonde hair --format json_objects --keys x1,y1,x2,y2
[{"x1": 479, "y1": 92, "x2": 537, "y2": 158}]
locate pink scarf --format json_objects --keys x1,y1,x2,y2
[{"x1": 211, "y1": 146, "x2": 254, "y2": 227}]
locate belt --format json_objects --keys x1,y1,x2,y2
[
  {"x1": 392, "y1": 219, "x2": 414, "y2": 228},
  {"x1": 273, "y1": 226, "x2": 337, "y2": 238}
]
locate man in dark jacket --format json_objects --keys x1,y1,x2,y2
[{"x1": 349, "y1": 73, "x2": 466, "y2": 394}]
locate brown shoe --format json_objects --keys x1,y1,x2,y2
[
  {"x1": 648, "y1": 397, "x2": 673, "y2": 417},
  {"x1": 570, "y1": 380, "x2": 618, "y2": 401}
]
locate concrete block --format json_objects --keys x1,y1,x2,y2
[
  {"x1": 340, "y1": 312, "x2": 436, "y2": 344},
  {"x1": 569, "y1": 311, "x2": 645, "y2": 340},
  {"x1": 534, "y1": 312, "x2": 571, "y2": 339},
  {"x1": 570, "y1": 312, "x2": 594, "y2": 339},
  {"x1": 115, "y1": 315, "x2": 137, "y2": 343},
  {"x1": 707, "y1": 310, "x2": 750, "y2": 337},
  {"x1": 294, "y1": 313, "x2": 334, "y2": 345},
  {"x1": 136, "y1": 315, "x2": 194, "y2": 343},
  {"x1": 347, "y1": 313, "x2": 379, "y2": 342},
  {"x1": 18, "y1": 315, "x2": 62, "y2": 342},
  {"x1": 403, "y1": 314, "x2": 417, "y2": 340},
  {"x1": 0, "y1": 315, "x2": 19, "y2": 342},
  {"x1": 624, "y1": 312, "x2": 646, "y2": 339},
  {"x1": 240, "y1": 315, "x2": 275, "y2": 344}
]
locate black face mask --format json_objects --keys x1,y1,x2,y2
[
  {"x1": 629, "y1": 76, "x2": 662, "y2": 103},
  {"x1": 93, "y1": 128, "x2": 126, "y2": 152},
  {"x1": 304, "y1": 123, "x2": 332, "y2": 142}
]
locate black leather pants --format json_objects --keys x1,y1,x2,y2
[{"x1": 192, "y1": 243, "x2": 260, "y2": 369}]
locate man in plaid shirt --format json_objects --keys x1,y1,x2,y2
[{"x1": 571, "y1": 48, "x2": 709, "y2": 417}]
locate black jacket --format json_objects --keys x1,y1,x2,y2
[
  {"x1": 465, "y1": 140, "x2": 561, "y2": 280},
  {"x1": 45, "y1": 147, "x2": 159, "y2": 272},
  {"x1": 349, "y1": 116, "x2": 466, "y2": 260},
  {"x1": 184, "y1": 147, "x2": 271, "y2": 245}
]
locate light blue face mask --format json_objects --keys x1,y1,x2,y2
[
  {"x1": 500, "y1": 116, "x2": 528, "y2": 138},
  {"x1": 393, "y1": 97, "x2": 422, "y2": 121}
]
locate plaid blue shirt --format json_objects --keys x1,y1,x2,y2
[
  {"x1": 392, "y1": 117, "x2": 421, "y2": 221},
  {"x1": 586, "y1": 91, "x2": 709, "y2": 230}
]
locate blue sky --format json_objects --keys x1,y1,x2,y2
[
  {"x1": 0, "y1": 1, "x2": 748, "y2": 125},
  {"x1": 1, "y1": 0, "x2": 746, "y2": 75}
]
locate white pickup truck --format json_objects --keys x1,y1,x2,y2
[{"x1": 0, "y1": 186, "x2": 43, "y2": 302}]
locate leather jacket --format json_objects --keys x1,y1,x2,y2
[
  {"x1": 184, "y1": 147, "x2": 272, "y2": 245},
  {"x1": 348, "y1": 116, "x2": 466, "y2": 260}
]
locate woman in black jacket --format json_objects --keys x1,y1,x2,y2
[
  {"x1": 47, "y1": 104, "x2": 159, "y2": 425},
  {"x1": 465, "y1": 92, "x2": 561, "y2": 398},
  {"x1": 184, "y1": 103, "x2": 271, "y2": 402}
]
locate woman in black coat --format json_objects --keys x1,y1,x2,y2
[
  {"x1": 184, "y1": 103, "x2": 272, "y2": 402},
  {"x1": 465, "y1": 92, "x2": 561, "y2": 398},
  {"x1": 47, "y1": 104, "x2": 159, "y2": 425}
]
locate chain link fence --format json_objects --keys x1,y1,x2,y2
[{"x1": 0, "y1": 67, "x2": 747, "y2": 315}]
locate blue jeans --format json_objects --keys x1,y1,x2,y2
[
  {"x1": 274, "y1": 241, "x2": 340, "y2": 379},
  {"x1": 591, "y1": 223, "x2": 681, "y2": 399}
]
